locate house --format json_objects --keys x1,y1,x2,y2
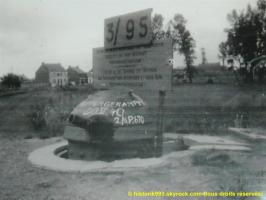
[
  {"x1": 35, "y1": 62, "x2": 68, "y2": 87},
  {"x1": 87, "y1": 69, "x2": 93, "y2": 84},
  {"x1": 67, "y1": 66, "x2": 88, "y2": 85}
]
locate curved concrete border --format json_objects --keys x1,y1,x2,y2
[
  {"x1": 28, "y1": 140, "x2": 177, "y2": 173},
  {"x1": 28, "y1": 135, "x2": 251, "y2": 173},
  {"x1": 189, "y1": 145, "x2": 251, "y2": 151}
]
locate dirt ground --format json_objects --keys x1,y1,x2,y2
[
  {"x1": 0, "y1": 134, "x2": 266, "y2": 200},
  {"x1": 0, "y1": 136, "x2": 206, "y2": 200}
]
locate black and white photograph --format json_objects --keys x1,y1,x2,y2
[{"x1": 0, "y1": 0, "x2": 266, "y2": 199}]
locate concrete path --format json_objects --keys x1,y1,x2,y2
[
  {"x1": 229, "y1": 127, "x2": 266, "y2": 140},
  {"x1": 164, "y1": 133, "x2": 251, "y2": 151}
]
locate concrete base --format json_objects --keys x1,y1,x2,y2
[
  {"x1": 28, "y1": 140, "x2": 184, "y2": 173},
  {"x1": 68, "y1": 138, "x2": 155, "y2": 161},
  {"x1": 28, "y1": 133, "x2": 251, "y2": 173}
]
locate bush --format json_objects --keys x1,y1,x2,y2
[
  {"x1": 1, "y1": 73, "x2": 22, "y2": 89},
  {"x1": 30, "y1": 103, "x2": 67, "y2": 138},
  {"x1": 44, "y1": 106, "x2": 65, "y2": 137},
  {"x1": 28, "y1": 89, "x2": 95, "y2": 138},
  {"x1": 30, "y1": 104, "x2": 46, "y2": 130}
]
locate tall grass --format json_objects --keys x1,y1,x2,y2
[{"x1": 29, "y1": 87, "x2": 95, "y2": 138}]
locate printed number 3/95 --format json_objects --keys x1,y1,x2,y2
[{"x1": 106, "y1": 15, "x2": 148, "y2": 44}]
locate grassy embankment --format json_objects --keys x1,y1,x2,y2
[
  {"x1": 0, "y1": 87, "x2": 95, "y2": 139},
  {"x1": 150, "y1": 84, "x2": 266, "y2": 134},
  {"x1": 0, "y1": 84, "x2": 266, "y2": 199},
  {"x1": 1, "y1": 83, "x2": 266, "y2": 138}
]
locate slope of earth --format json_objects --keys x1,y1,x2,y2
[{"x1": 0, "y1": 89, "x2": 92, "y2": 139}]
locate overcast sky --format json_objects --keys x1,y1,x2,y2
[{"x1": 0, "y1": 0, "x2": 257, "y2": 78}]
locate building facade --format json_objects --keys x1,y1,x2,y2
[
  {"x1": 67, "y1": 66, "x2": 88, "y2": 85},
  {"x1": 35, "y1": 62, "x2": 68, "y2": 87},
  {"x1": 87, "y1": 70, "x2": 93, "y2": 84}
]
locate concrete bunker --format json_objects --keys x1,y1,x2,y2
[{"x1": 63, "y1": 87, "x2": 158, "y2": 161}]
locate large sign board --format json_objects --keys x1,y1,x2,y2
[
  {"x1": 104, "y1": 9, "x2": 153, "y2": 49},
  {"x1": 93, "y1": 39, "x2": 173, "y2": 90}
]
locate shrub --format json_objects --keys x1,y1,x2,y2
[
  {"x1": 44, "y1": 107, "x2": 66, "y2": 137},
  {"x1": 30, "y1": 104, "x2": 46, "y2": 130},
  {"x1": 30, "y1": 103, "x2": 67, "y2": 138},
  {"x1": 28, "y1": 88, "x2": 95, "y2": 138},
  {"x1": 1, "y1": 73, "x2": 22, "y2": 89}
]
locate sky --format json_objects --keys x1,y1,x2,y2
[{"x1": 0, "y1": 0, "x2": 257, "y2": 78}]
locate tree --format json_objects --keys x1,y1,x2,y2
[
  {"x1": 227, "y1": 6, "x2": 257, "y2": 62},
  {"x1": 1, "y1": 73, "x2": 22, "y2": 89},
  {"x1": 168, "y1": 14, "x2": 196, "y2": 83},
  {"x1": 201, "y1": 48, "x2": 207, "y2": 64},
  {"x1": 218, "y1": 42, "x2": 227, "y2": 66},
  {"x1": 256, "y1": 0, "x2": 266, "y2": 56},
  {"x1": 152, "y1": 14, "x2": 165, "y2": 40},
  {"x1": 220, "y1": 0, "x2": 266, "y2": 82},
  {"x1": 152, "y1": 13, "x2": 196, "y2": 83}
]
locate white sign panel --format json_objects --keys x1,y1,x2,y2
[
  {"x1": 104, "y1": 9, "x2": 153, "y2": 49},
  {"x1": 93, "y1": 39, "x2": 173, "y2": 90}
]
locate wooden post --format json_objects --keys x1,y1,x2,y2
[{"x1": 155, "y1": 90, "x2": 166, "y2": 157}]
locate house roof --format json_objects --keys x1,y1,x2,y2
[
  {"x1": 41, "y1": 62, "x2": 66, "y2": 72},
  {"x1": 68, "y1": 66, "x2": 86, "y2": 74}
]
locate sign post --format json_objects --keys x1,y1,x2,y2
[
  {"x1": 93, "y1": 8, "x2": 173, "y2": 90},
  {"x1": 155, "y1": 90, "x2": 166, "y2": 157},
  {"x1": 92, "y1": 9, "x2": 173, "y2": 157}
]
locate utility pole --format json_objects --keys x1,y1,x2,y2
[
  {"x1": 155, "y1": 89, "x2": 166, "y2": 157},
  {"x1": 201, "y1": 48, "x2": 207, "y2": 64}
]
